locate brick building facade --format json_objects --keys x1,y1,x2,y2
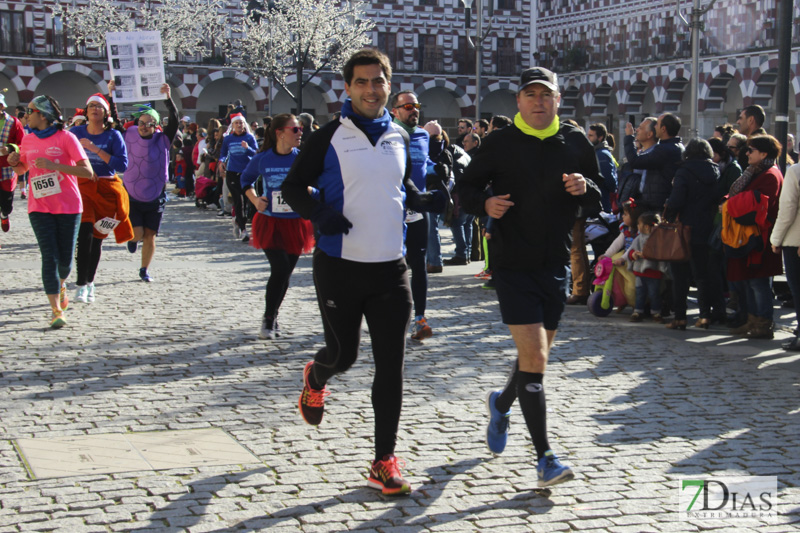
[{"x1": 0, "y1": 1, "x2": 798, "y2": 142}]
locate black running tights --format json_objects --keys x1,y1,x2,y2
[
  {"x1": 264, "y1": 249, "x2": 299, "y2": 320},
  {"x1": 309, "y1": 249, "x2": 412, "y2": 460},
  {"x1": 75, "y1": 222, "x2": 103, "y2": 286}
]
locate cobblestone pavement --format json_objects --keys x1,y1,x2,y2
[{"x1": 1, "y1": 197, "x2": 799, "y2": 532}]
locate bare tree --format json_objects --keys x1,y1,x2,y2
[
  {"x1": 55, "y1": 0, "x2": 227, "y2": 60},
  {"x1": 230, "y1": 0, "x2": 375, "y2": 114}
]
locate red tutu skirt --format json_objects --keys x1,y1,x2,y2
[{"x1": 250, "y1": 213, "x2": 315, "y2": 255}]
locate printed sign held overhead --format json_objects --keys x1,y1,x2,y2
[{"x1": 106, "y1": 31, "x2": 166, "y2": 103}]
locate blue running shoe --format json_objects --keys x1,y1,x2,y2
[
  {"x1": 537, "y1": 451, "x2": 574, "y2": 488},
  {"x1": 485, "y1": 390, "x2": 511, "y2": 454},
  {"x1": 127, "y1": 240, "x2": 138, "y2": 253}
]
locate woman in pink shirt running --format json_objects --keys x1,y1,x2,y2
[{"x1": 7, "y1": 95, "x2": 93, "y2": 328}]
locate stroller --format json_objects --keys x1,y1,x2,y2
[{"x1": 195, "y1": 176, "x2": 220, "y2": 209}]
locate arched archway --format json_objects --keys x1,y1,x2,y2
[
  {"x1": 701, "y1": 72, "x2": 740, "y2": 136},
  {"x1": 196, "y1": 78, "x2": 258, "y2": 126},
  {"x1": 480, "y1": 89, "x2": 516, "y2": 120},
  {"x1": 626, "y1": 79, "x2": 650, "y2": 115},
  {"x1": 417, "y1": 86, "x2": 462, "y2": 126},
  {"x1": 753, "y1": 67, "x2": 778, "y2": 124},
  {"x1": 559, "y1": 85, "x2": 580, "y2": 119},
  {"x1": 271, "y1": 82, "x2": 331, "y2": 123},
  {"x1": 0, "y1": 73, "x2": 20, "y2": 107},
  {"x1": 35, "y1": 71, "x2": 99, "y2": 115}
]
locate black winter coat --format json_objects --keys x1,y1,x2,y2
[
  {"x1": 624, "y1": 135, "x2": 685, "y2": 211},
  {"x1": 664, "y1": 158, "x2": 720, "y2": 244},
  {"x1": 458, "y1": 122, "x2": 602, "y2": 272}
]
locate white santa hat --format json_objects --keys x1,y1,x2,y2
[{"x1": 86, "y1": 93, "x2": 110, "y2": 114}]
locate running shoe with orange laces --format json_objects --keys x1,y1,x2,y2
[
  {"x1": 59, "y1": 284, "x2": 69, "y2": 310},
  {"x1": 410, "y1": 316, "x2": 432, "y2": 341},
  {"x1": 299, "y1": 361, "x2": 329, "y2": 425},
  {"x1": 50, "y1": 309, "x2": 66, "y2": 329},
  {"x1": 367, "y1": 454, "x2": 411, "y2": 495}
]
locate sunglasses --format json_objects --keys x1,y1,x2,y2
[
  {"x1": 25, "y1": 108, "x2": 40, "y2": 115},
  {"x1": 394, "y1": 103, "x2": 421, "y2": 111},
  {"x1": 279, "y1": 126, "x2": 303, "y2": 134},
  {"x1": 139, "y1": 121, "x2": 156, "y2": 128},
  {"x1": 727, "y1": 145, "x2": 738, "y2": 150}
]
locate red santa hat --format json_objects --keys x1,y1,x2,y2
[
  {"x1": 230, "y1": 113, "x2": 246, "y2": 123},
  {"x1": 86, "y1": 93, "x2": 110, "y2": 114}
]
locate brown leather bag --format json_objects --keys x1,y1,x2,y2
[{"x1": 643, "y1": 217, "x2": 692, "y2": 262}]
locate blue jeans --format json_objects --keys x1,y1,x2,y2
[
  {"x1": 743, "y1": 276, "x2": 774, "y2": 321},
  {"x1": 450, "y1": 210, "x2": 474, "y2": 259},
  {"x1": 29, "y1": 212, "x2": 80, "y2": 294},
  {"x1": 783, "y1": 247, "x2": 800, "y2": 326},
  {"x1": 426, "y1": 212, "x2": 442, "y2": 267},
  {"x1": 635, "y1": 276, "x2": 661, "y2": 314}
]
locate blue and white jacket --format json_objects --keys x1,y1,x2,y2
[{"x1": 282, "y1": 111, "x2": 437, "y2": 263}]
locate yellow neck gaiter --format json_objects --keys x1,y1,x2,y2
[{"x1": 514, "y1": 113, "x2": 560, "y2": 140}]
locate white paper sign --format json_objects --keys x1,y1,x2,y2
[{"x1": 106, "y1": 31, "x2": 166, "y2": 103}]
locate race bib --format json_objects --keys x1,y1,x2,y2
[
  {"x1": 405, "y1": 210, "x2": 423, "y2": 224},
  {"x1": 30, "y1": 171, "x2": 62, "y2": 199},
  {"x1": 93, "y1": 217, "x2": 120, "y2": 235},
  {"x1": 271, "y1": 190, "x2": 293, "y2": 214}
]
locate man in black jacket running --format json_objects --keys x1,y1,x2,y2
[{"x1": 459, "y1": 67, "x2": 602, "y2": 488}]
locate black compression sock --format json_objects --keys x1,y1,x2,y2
[
  {"x1": 494, "y1": 359, "x2": 519, "y2": 413},
  {"x1": 516, "y1": 371, "x2": 550, "y2": 460}
]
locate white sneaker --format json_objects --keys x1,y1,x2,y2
[
  {"x1": 241, "y1": 229, "x2": 249, "y2": 242},
  {"x1": 87, "y1": 282, "x2": 96, "y2": 303},
  {"x1": 74, "y1": 285, "x2": 89, "y2": 303},
  {"x1": 259, "y1": 316, "x2": 274, "y2": 340}
]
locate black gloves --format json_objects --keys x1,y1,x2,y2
[{"x1": 311, "y1": 203, "x2": 353, "y2": 235}]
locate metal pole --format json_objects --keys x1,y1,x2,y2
[
  {"x1": 475, "y1": 0, "x2": 482, "y2": 123},
  {"x1": 774, "y1": 0, "x2": 793, "y2": 175},
  {"x1": 689, "y1": 0, "x2": 700, "y2": 139}
]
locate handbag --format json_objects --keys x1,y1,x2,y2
[{"x1": 643, "y1": 215, "x2": 692, "y2": 262}]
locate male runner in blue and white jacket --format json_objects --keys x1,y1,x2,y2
[{"x1": 281, "y1": 48, "x2": 445, "y2": 497}]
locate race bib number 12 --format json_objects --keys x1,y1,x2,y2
[{"x1": 271, "y1": 191, "x2": 293, "y2": 214}]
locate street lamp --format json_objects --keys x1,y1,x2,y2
[
  {"x1": 677, "y1": 0, "x2": 717, "y2": 138},
  {"x1": 461, "y1": 0, "x2": 492, "y2": 123}
]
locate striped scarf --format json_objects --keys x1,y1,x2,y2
[
  {"x1": 0, "y1": 112, "x2": 15, "y2": 182},
  {"x1": 728, "y1": 158, "x2": 774, "y2": 196}
]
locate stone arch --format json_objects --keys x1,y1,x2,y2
[
  {"x1": 480, "y1": 88, "x2": 516, "y2": 120},
  {"x1": 196, "y1": 77, "x2": 261, "y2": 126},
  {"x1": 625, "y1": 79, "x2": 650, "y2": 115},
  {"x1": 29, "y1": 63, "x2": 104, "y2": 94},
  {"x1": 417, "y1": 86, "x2": 463, "y2": 127},
  {"x1": 752, "y1": 66, "x2": 779, "y2": 110},
  {"x1": 34, "y1": 70, "x2": 101, "y2": 113},
  {"x1": 271, "y1": 82, "x2": 332, "y2": 123},
  {"x1": 192, "y1": 69, "x2": 264, "y2": 102},
  {"x1": 420, "y1": 78, "x2": 471, "y2": 109},
  {"x1": 0, "y1": 61, "x2": 26, "y2": 101},
  {"x1": 587, "y1": 83, "x2": 611, "y2": 116},
  {"x1": 559, "y1": 84, "x2": 581, "y2": 118},
  {"x1": 0, "y1": 72, "x2": 21, "y2": 107},
  {"x1": 663, "y1": 76, "x2": 689, "y2": 114},
  {"x1": 164, "y1": 72, "x2": 190, "y2": 100}
]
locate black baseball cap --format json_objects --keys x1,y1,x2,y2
[{"x1": 519, "y1": 67, "x2": 558, "y2": 92}]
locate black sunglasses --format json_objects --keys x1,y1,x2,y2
[{"x1": 279, "y1": 126, "x2": 303, "y2": 134}]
